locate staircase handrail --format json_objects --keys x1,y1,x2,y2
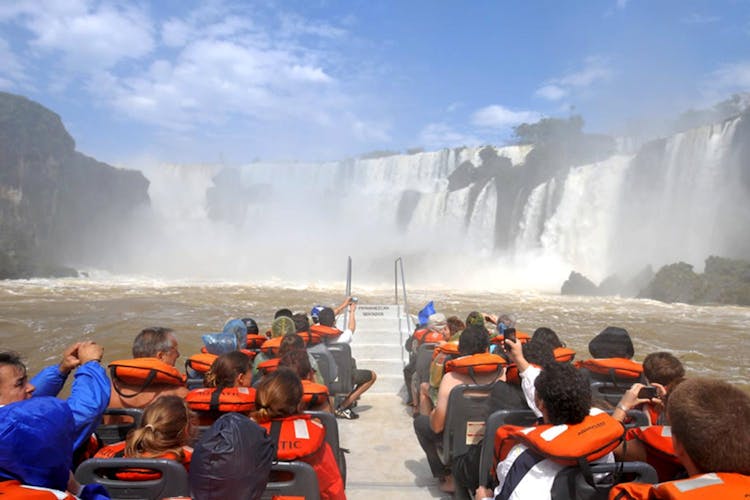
[{"x1": 394, "y1": 257, "x2": 412, "y2": 366}]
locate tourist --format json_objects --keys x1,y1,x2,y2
[
  {"x1": 0, "y1": 343, "x2": 109, "y2": 491},
  {"x1": 190, "y1": 412, "x2": 274, "y2": 500},
  {"x1": 252, "y1": 368, "x2": 345, "y2": 500},
  {"x1": 321, "y1": 298, "x2": 377, "y2": 420},
  {"x1": 95, "y1": 395, "x2": 195, "y2": 475},
  {"x1": 414, "y1": 325, "x2": 506, "y2": 493},
  {"x1": 610, "y1": 378, "x2": 750, "y2": 498},
  {"x1": 108, "y1": 327, "x2": 188, "y2": 415}
]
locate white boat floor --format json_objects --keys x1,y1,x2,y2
[{"x1": 338, "y1": 393, "x2": 451, "y2": 500}]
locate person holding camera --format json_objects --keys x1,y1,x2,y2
[{"x1": 322, "y1": 296, "x2": 377, "y2": 420}]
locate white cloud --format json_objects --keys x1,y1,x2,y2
[
  {"x1": 535, "y1": 84, "x2": 567, "y2": 101},
  {"x1": 419, "y1": 123, "x2": 481, "y2": 149},
  {"x1": 84, "y1": 10, "x2": 350, "y2": 141},
  {"x1": 471, "y1": 105, "x2": 541, "y2": 128},
  {"x1": 616, "y1": 0, "x2": 628, "y2": 9},
  {"x1": 703, "y1": 61, "x2": 750, "y2": 99},
  {"x1": 0, "y1": 37, "x2": 28, "y2": 86},
  {"x1": 535, "y1": 56, "x2": 612, "y2": 101},
  {"x1": 3, "y1": 1, "x2": 154, "y2": 70}
]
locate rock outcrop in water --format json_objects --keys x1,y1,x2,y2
[
  {"x1": 561, "y1": 266, "x2": 655, "y2": 298},
  {"x1": 639, "y1": 256, "x2": 750, "y2": 306},
  {"x1": 0, "y1": 92, "x2": 150, "y2": 279}
]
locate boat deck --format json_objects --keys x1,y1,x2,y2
[
  {"x1": 339, "y1": 393, "x2": 448, "y2": 499},
  {"x1": 338, "y1": 304, "x2": 450, "y2": 499}
]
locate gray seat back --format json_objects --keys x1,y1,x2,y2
[
  {"x1": 96, "y1": 408, "x2": 144, "y2": 445},
  {"x1": 478, "y1": 409, "x2": 538, "y2": 487},
  {"x1": 75, "y1": 457, "x2": 189, "y2": 499},
  {"x1": 306, "y1": 410, "x2": 346, "y2": 484},
  {"x1": 440, "y1": 382, "x2": 497, "y2": 466},
  {"x1": 260, "y1": 461, "x2": 321, "y2": 500},
  {"x1": 550, "y1": 461, "x2": 657, "y2": 500},
  {"x1": 327, "y1": 343, "x2": 353, "y2": 396}
]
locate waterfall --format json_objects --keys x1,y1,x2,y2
[{"x1": 117, "y1": 117, "x2": 748, "y2": 291}]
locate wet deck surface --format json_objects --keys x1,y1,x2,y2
[
  {"x1": 338, "y1": 393, "x2": 450, "y2": 500},
  {"x1": 337, "y1": 304, "x2": 452, "y2": 499}
]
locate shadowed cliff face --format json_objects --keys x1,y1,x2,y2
[{"x1": 0, "y1": 92, "x2": 150, "y2": 278}]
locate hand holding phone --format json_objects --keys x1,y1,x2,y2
[
  {"x1": 637, "y1": 386, "x2": 658, "y2": 399},
  {"x1": 503, "y1": 327, "x2": 517, "y2": 345}
]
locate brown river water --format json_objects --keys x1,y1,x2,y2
[{"x1": 1, "y1": 277, "x2": 747, "y2": 391}]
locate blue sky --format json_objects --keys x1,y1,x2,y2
[{"x1": 1, "y1": 0, "x2": 749, "y2": 165}]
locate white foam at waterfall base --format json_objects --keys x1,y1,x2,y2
[{"x1": 103, "y1": 122, "x2": 750, "y2": 291}]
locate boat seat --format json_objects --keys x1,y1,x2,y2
[
  {"x1": 478, "y1": 409, "x2": 538, "y2": 487},
  {"x1": 438, "y1": 382, "x2": 497, "y2": 468},
  {"x1": 306, "y1": 410, "x2": 347, "y2": 485},
  {"x1": 96, "y1": 408, "x2": 144, "y2": 446},
  {"x1": 550, "y1": 461, "x2": 658, "y2": 500},
  {"x1": 261, "y1": 461, "x2": 321, "y2": 500},
  {"x1": 75, "y1": 457, "x2": 189, "y2": 498}
]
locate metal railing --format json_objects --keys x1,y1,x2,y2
[
  {"x1": 343, "y1": 256, "x2": 352, "y2": 328},
  {"x1": 394, "y1": 257, "x2": 412, "y2": 366}
]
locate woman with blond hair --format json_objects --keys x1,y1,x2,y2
[
  {"x1": 252, "y1": 368, "x2": 345, "y2": 500},
  {"x1": 95, "y1": 395, "x2": 195, "y2": 476}
]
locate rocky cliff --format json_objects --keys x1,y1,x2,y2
[{"x1": 0, "y1": 92, "x2": 150, "y2": 278}]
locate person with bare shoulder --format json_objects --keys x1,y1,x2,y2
[
  {"x1": 107, "y1": 327, "x2": 188, "y2": 416},
  {"x1": 414, "y1": 325, "x2": 506, "y2": 493}
]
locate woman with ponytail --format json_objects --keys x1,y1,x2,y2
[
  {"x1": 95, "y1": 395, "x2": 195, "y2": 477},
  {"x1": 186, "y1": 351, "x2": 256, "y2": 424},
  {"x1": 252, "y1": 368, "x2": 345, "y2": 500}
]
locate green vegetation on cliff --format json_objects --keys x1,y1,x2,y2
[
  {"x1": 639, "y1": 256, "x2": 750, "y2": 306},
  {"x1": 0, "y1": 92, "x2": 150, "y2": 279}
]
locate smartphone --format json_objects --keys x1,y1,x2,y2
[
  {"x1": 637, "y1": 386, "x2": 658, "y2": 399},
  {"x1": 504, "y1": 327, "x2": 517, "y2": 345}
]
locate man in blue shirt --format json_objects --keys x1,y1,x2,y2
[{"x1": 0, "y1": 342, "x2": 110, "y2": 490}]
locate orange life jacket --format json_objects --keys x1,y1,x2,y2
[
  {"x1": 94, "y1": 441, "x2": 192, "y2": 481},
  {"x1": 444, "y1": 353, "x2": 507, "y2": 383},
  {"x1": 429, "y1": 342, "x2": 461, "y2": 388},
  {"x1": 553, "y1": 346, "x2": 576, "y2": 363},
  {"x1": 109, "y1": 358, "x2": 186, "y2": 398},
  {"x1": 626, "y1": 425, "x2": 683, "y2": 481},
  {"x1": 495, "y1": 412, "x2": 624, "y2": 467},
  {"x1": 0, "y1": 481, "x2": 76, "y2": 499},
  {"x1": 301, "y1": 379, "x2": 330, "y2": 409},
  {"x1": 489, "y1": 331, "x2": 531, "y2": 346},
  {"x1": 431, "y1": 341, "x2": 460, "y2": 359},
  {"x1": 414, "y1": 328, "x2": 446, "y2": 345},
  {"x1": 505, "y1": 346, "x2": 577, "y2": 385},
  {"x1": 310, "y1": 324, "x2": 343, "y2": 340},
  {"x1": 185, "y1": 353, "x2": 218, "y2": 374},
  {"x1": 198, "y1": 347, "x2": 257, "y2": 359},
  {"x1": 246, "y1": 333, "x2": 268, "y2": 349},
  {"x1": 257, "y1": 357, "x2": 281, "y2": 376},
  {"x1": 185, "y1": 387, "x2": 257, "y2": 414},
  {"x1": 610, "y1": 472, "x2": 750, "y2": 500},
  {"x1": 575, "y1": 358, "x2": 643, "y2": 380},
  {"x1": 260, "y1": 332, "x2": 322, "y2": 355},
  {"x1": 258, "y1": 415, "x2": 326, "y2": 461},
  {"x1": 642, "y1": 402, "x2": 663, "y2": 425}
]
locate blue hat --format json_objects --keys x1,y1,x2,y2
[{"x1": 310, "y1": 306, "x2": 325, "y2": 320}]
